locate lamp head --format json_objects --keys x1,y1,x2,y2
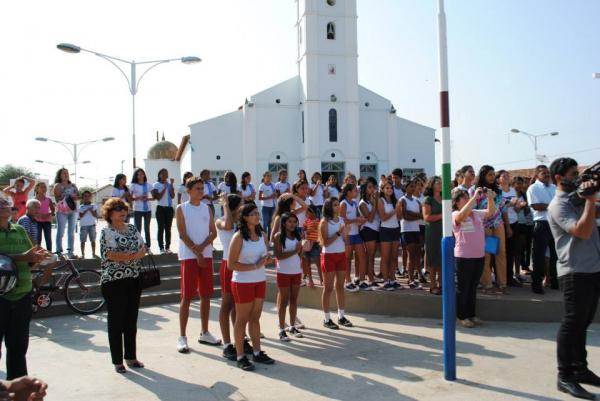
[
  {"x1": 102, "y1": 137, "x2": 115, "y2": 142},
  {"x1": 550, "y1": 132, "x2": 559, "y2": 136},
  {"x1": 35, "y1": 137, "x2": 48, "y2": 142},
  {"x1": 181, "y1": 56, "x2": 201, "y2": 64},
  {"x1": 57, "y1": 43, "x2": 81, "y2": 54},
  {"x1": 510, "y1": 129, "x2": 520, "y2": 133}
]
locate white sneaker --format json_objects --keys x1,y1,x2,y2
[
  {"x1": 198, "y1": 331, "x2": 222, "y2": 346},
  {"x1": 294, "y1": 317, "x2": 306, "y2": 330},
  {"x1": 177, "y1": 336, "x2": 189, "y2": 353}
]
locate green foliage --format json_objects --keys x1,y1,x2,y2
[{"x1": 0, "y1": 164, "x2": 35, "y2": 184}]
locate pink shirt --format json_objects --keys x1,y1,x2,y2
[
  {"x1": 11, "y1": 192, "x2": 28, "y2": 218},
  {"x1": 452, "y1": 210, "x2": 487, "y2": 258},
  {"x1": 35, "y1": 197, "x2": 53, "y2": 223}
]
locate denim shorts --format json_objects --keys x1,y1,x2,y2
[
  {"x1": 80, "y1": 225, "x2": 96, "y2": 242},
  {"x1": 348, "y1": 234, "x2": 364, "y2": 245},
  {"x1": 303, "y1": 242, "x2": 321, "y2": 260}
]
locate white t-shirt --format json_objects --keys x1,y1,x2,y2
[
  {"x1": 359, "y1": 199, "x2": 380, "y2": 232},
  {"x1": 341, "y1": 199, "x2": 359, "y2": 236},
  {"x1": 527, "y1": 181, "x2": 556, "y2": 221},
  {"x1": 130, "y1": 183, "x2": 152, "y2": 212},
  {"x1": 79, "y1": 203, "x2": 97, "y2": 227},
  {"x1": 322, "y1": 219, "x2": 346, "y2": 254},
  {"x1": 177, "y1": 184, "x2": 189, "y2": 204},
  {"x1": 259, "y1": 183, "x2": 276, "y2": 208},
  {"x1": 232, "y1": 236, "x2": 267, "y2": 283},
  {"x1": 293, "y1": 200, "x2": 307, "y2": 227},
  {"x1": 152, "y1": 181, "x2": 174, "y2": 207},
  {"x1": 400, "y1": 196, "x2": 421, "y2": 233},
  {"x1": 380, "y1": 198, "x2": 399, "y2": 229},
  {"x1": 237, "y1": 183, "x2": 255, "y2": 201},
  {"x1": 178, "y1": 202, "x2": 213, "y2": 260},
  {"x1": 218, "y1": 182, "x2": 234, "y2": 195},
  {"x1": 274, "y1": 181, "x2": 290, "y2": 195},
  {"x1": 501, "y1": 187, "x2": 519, "y2": 225},
  {"x1": 276, "y1": 237, "x2": 302, "y2": 275},
  {"x1": 309, "y1": 183, "x2": 325, "y2": 206},
  {"x1": 202, "y1": 181, "x2": 216, "y2": 205},
  {"x1": 326, "y1": 185, "x2": 340, "y2": 199},
  {"x1": 393, "y1": 186, "x2": 405, "y2": 201},
  {"x1": 111, "y1": 187, "x2": 128, "y2": 201}
]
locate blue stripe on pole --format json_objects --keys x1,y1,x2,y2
[{"x1": 441, "y1": 235, "x2": 456, "y2": 381}]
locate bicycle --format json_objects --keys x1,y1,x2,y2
[{"x1": 31, "y1": 255, "x2": 105, "y2": 315}]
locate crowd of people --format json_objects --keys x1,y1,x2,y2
[{"x1": 1, "y1": 160, "x2": 599, "y2": 388}]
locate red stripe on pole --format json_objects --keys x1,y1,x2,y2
[{"x1": 440, "y1": 91, "x2": 450, "y2": 128}]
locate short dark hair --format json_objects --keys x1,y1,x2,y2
[
  {"x1": 227, "y1": 194, "x2": 242, "y2": 210},
  {"x1": 15, "y1": 178, "x2": 25, "y2": 185},
  {"x1": 549, "y1": 158, "x2": 578, "y2": 185},
  {"x1": 391, "y1": 168, "x2": 403, "y2": 178},
  {"x1": 452, "y1": 190, "x2": 469, "y2": 211},
  {"x1": 185, "y1": 176, "x2": 204, "y2": 190},
  {"x1": 82, "y1": 190, "x2": 92, "y2": 196}
]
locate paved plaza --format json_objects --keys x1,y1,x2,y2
[{"x1": 7, "y1": 300, "x2": 599, "y2": 401}]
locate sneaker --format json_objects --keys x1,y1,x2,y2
[
  {"x1": 412, "y1": 280, "x2": 423, "y2": 290},
  {"x1": 323, "y1": 319, "x2": 339, "y2": 330},
  {"x1": 198, "y1": 332, "x2": 222, "y2": 346},
  {"x1": 383, "y1": 282, "x2": 395, "y2": 291},
  {"x1": 243, "y1": 338, "x2": 254, "y2": 355},
  {"x1": 165, "y1": 249, "x2": 173, "y2": 255},
  {"x1": 459, "y1": 319, "x2": 475, "y2": 328},
  {"x1": 338, "y1": 316, "x2": 353, "y2": 327},
  {"x1": 159, "y1": 249, "x2": 167, "y2": 255},
  {"x1": 345, "y1": 283, "x2": 359, "y2": 292},
  {"x1": 392, "y1": 281, "x2": 403, "y2": 289},
  {"x1": 358, "y1": 281, "x2": 372, "y2": 291},
  {"x1": 177, "y1": 336, "x2": 190, "y2": 353},
  {"x1": 294, "y1": 318, "x2": 305, "y2": 330},
  {"x1": 222, "y1": 344, "x2": 236, "y2": 361},
  {"x1": 289, "y1": 326, "x2": 303, "y2": 338},
  {"x1": 279, "y1": 330, "x2": 291, "y2": 342},
  {"x1": 368, "y1": 281, "x2": 380, "y2": 288},
  {"x1": 237, "y1": 356, "x2": 255, "y2": 371},
  {"x1": 353, "y1": 277, "x2": 360, "y2": 285},
  {"x1": 471, "y1": 317, "x2": 483, "y2": 326},
  {"x1": 253, "y1": 351, "x2": 275, "y2": 364}
]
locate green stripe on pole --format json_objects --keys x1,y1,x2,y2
[{"x1": 442, "y1": 163, "x2": 452, "y2": 200}]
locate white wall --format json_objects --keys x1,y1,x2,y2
[{"x1": 395, "y1": 117, "x2": 436, "y2": 176}]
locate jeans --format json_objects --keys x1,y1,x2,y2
[
  {"x1": 56, "y1": 211, "x2": 77, "y2": 254},
  {"x1": 456, "y1": 258, "x2": 484, "y2": 320},
  {"x1": 519, "y1": 223, "x2": 533, "y2": 269},
  {"x1": 36, "y1": 221, "x2": 52, "y2": 251},
  {"x1": 134, "y1": 211, "x2": 152, "y2": 248},
  {"x1": 101, "y1": 278, "x2": 142, "y2": 365},
  {"x1": 155, "y1": 206, "x2": 174, "y2": 251},
  {"x1": 262, "y1": 206, "x2": 274, "y2": 239},
  {"x1": 532, "y1": 221, "x2": 558, "y2": 289},
  {"x1": 505, "y1": 222, "x2": 520, "y2": 282},
  {"x1": 0, "y1": 293, "x2": 32, "y2": 380},
  {"x1": 557, "y1": 273, "x2": 600, "y2": 380},
  {"x1": 481, "y1": 224, "x2": 507, "y2": 289}
]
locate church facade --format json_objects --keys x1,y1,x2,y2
[{"x1": 158, "y1": 0, "x2": 435, "y2": 185}]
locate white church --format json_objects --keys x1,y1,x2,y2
[{"x1": 145, "y1": 0, "x2": 435, "y2": 186}]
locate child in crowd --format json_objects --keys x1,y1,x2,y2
[
  {"x1": 273, "y1": 212, "x2": 304, "y2": 341},
  {"x1": 2, "y1": 175, "x2": 36, "y2": 218},
  {"x1": 303, "y1": 205, "x2": 322, "y2": 286},
  {"x1": 274, "y1": 169, "x2": 291, "y2": 197},
  {"x1": 79, "y1": 191, "x2": 98, "y2": 258},
  {"x1": 34, "y1": 182, "x2": 55, "y2": 251}
]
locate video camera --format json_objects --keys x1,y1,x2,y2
[{"x1": 576, "y1": 161, "x2": 600, "y2": 197}]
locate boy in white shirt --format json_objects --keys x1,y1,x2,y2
[{"x1": 79, "y1": 190, "x2": 98, "y2": 258}]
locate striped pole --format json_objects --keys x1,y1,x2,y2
[{"x1": 437, "y1": 0, "x2": 456, "y2": 381}]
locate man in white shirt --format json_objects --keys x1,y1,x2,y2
[
  {"x1": 526, "y1": 165, "x2": 558, "y2": 294},
  {"x1": 200, "y1": 170, "x2": 217, "y2": 215}
]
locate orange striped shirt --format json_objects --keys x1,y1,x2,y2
[{"x1": 303, "y1": 218, "x2": 320, "y2": 242}]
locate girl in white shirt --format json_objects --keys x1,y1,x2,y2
[
  {"x1": 111, "y1": 174, "x2": 132, "y2": 222},
  {"x1": 274, "y1": 169, "x2": 291, "y2": 198},
  {"x1": 238, "y1": 172, "x2": 256, "y2": 204},
  {"x1": 258, "y1": 171, "x2": 277, "y2": 239},
  {"x1": 273, "y1": 212, "x2": 303, "y2": 341},
  {"x1": 228, "y1": 203, "x2": 275, "y2": 371},
  {"x1": 319, "y1": 197, "x2": 353, "y2": 330},
  {"x1": 400, "y1": 179, "x2": 423, "y2": 289},
  {"x1": 358, "y1": 177, "x2": 380, "y2": 287},
  {"x1": 325, "y1": 174, "x2": 341, "y2": 200},
  {"x1": 378, "y1": 181, "x2": 402, "y2": 290},
  {"x1": 309, "y1": 172, "x2": 325, "y2": 218},
  {"x1": 130, "y1": 169, "x2": 153, "y2": 249},
  {"x1": 339, "y1": 183, "x2": 367, "y2": 291},
  {"x1": 177, "y1": 172, "x2": 193, "y2": 205}
]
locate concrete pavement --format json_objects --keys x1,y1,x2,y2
[{"x1": 7, "y1": 300, "x2": 600, "y2": 400}]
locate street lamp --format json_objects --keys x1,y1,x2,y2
[
  {"x1": 510, "y1": 128, "x2": 559, "y2": 163},
  {"x1": 35, "y1": 137, "x2": 113, "y2": 184},
  {"x1": 593, "y1": 73, "x2": 600, "y2": 79},
  {"x1": 56, "y1": 42, "x2": 202, "y2": 169},
  {"x1": 35, "y1": 159, "x2": 91, "y2": 167}
]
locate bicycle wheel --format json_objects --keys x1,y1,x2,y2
[{"x1": 64, "y1": 269, "x2": 105, "y2": 315}]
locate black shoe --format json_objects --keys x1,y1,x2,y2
[
  {"x1": 223, "y1": 344, "x2": 236, "y2": 361},
  {"x1": 532, "y1": 286, "x2": 545, "y2": 295},
  {"x1": 338, "y1": 316, "x2": 353, "y2": 327},
  {"x1": 237, "y1": 356, "x2": 255, "y2": 371},
  {"x1": 557, "y1": 379, "x2": 595, "y2": 400},
  {"x1": 574, "y1": 370, "x2": 600, "y2": 387},
  {"x1": 507, "y1": 279, "x2": 523, "y2": 288},
  {"x1": 243, "y1": 338, "x2": 254, "y2": 355},
  {"x1": 323, "y1": 319, "x2": 339, "y2": 330},
  {"x1": 253, "y1": 351, "x2": 275, "y2": 364}
]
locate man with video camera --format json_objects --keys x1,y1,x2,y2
[{"x1": 548, "y1": 157, "x2": 600, "y2": 399}]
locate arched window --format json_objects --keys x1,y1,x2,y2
[
  {"x1": 327, "y1": 22, "x2": 335, "y2": 40},
  {"x1": 329, "y1": 108, "x2": 337, "y2": 142}
]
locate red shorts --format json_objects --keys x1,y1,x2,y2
[
  {"x1": 220, "y1": 260, "x2": 233, "y2": 294},
  {"x1": 231, "y1": 281, "x2": 266, "y2": 304},
  {"x1": 276, "y1": 272, "x2": 302, "y2": 288},
  {"x1": 320, "y1": 252, "x2": 347, "y2": 273},
  {"x1": 180, "y1": 258, "x2": 214, "y2": 300}
]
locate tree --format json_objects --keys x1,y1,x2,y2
[{"x1": 0, "y1": 164, "x2": 35, "y2": 185}]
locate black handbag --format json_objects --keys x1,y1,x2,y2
[{"x1": 138, "y1": 254, "x2": 161, "y2": 290}]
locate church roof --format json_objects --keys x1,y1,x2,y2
[{"x1": 147, "y1": 139, "x2": 178, "y2": 160}]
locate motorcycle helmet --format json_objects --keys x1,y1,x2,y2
[{"x1": 0, "y1": 254, "x2": 17, "y2": 296}]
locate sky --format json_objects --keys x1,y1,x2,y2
[{"x1": 1, "y1": 0, "x2": 599, "y2": 188}]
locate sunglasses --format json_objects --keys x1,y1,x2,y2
[{"x1": 112, "y1": 206, "x2": 128, "y2": 212}]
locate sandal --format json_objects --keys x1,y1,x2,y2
[
  {"x1": 126, "y1": 360, "x2": 145, "y2": 368},
  {"x1": 114, "y1": 364, "x2": 126, "y2": 374}
]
